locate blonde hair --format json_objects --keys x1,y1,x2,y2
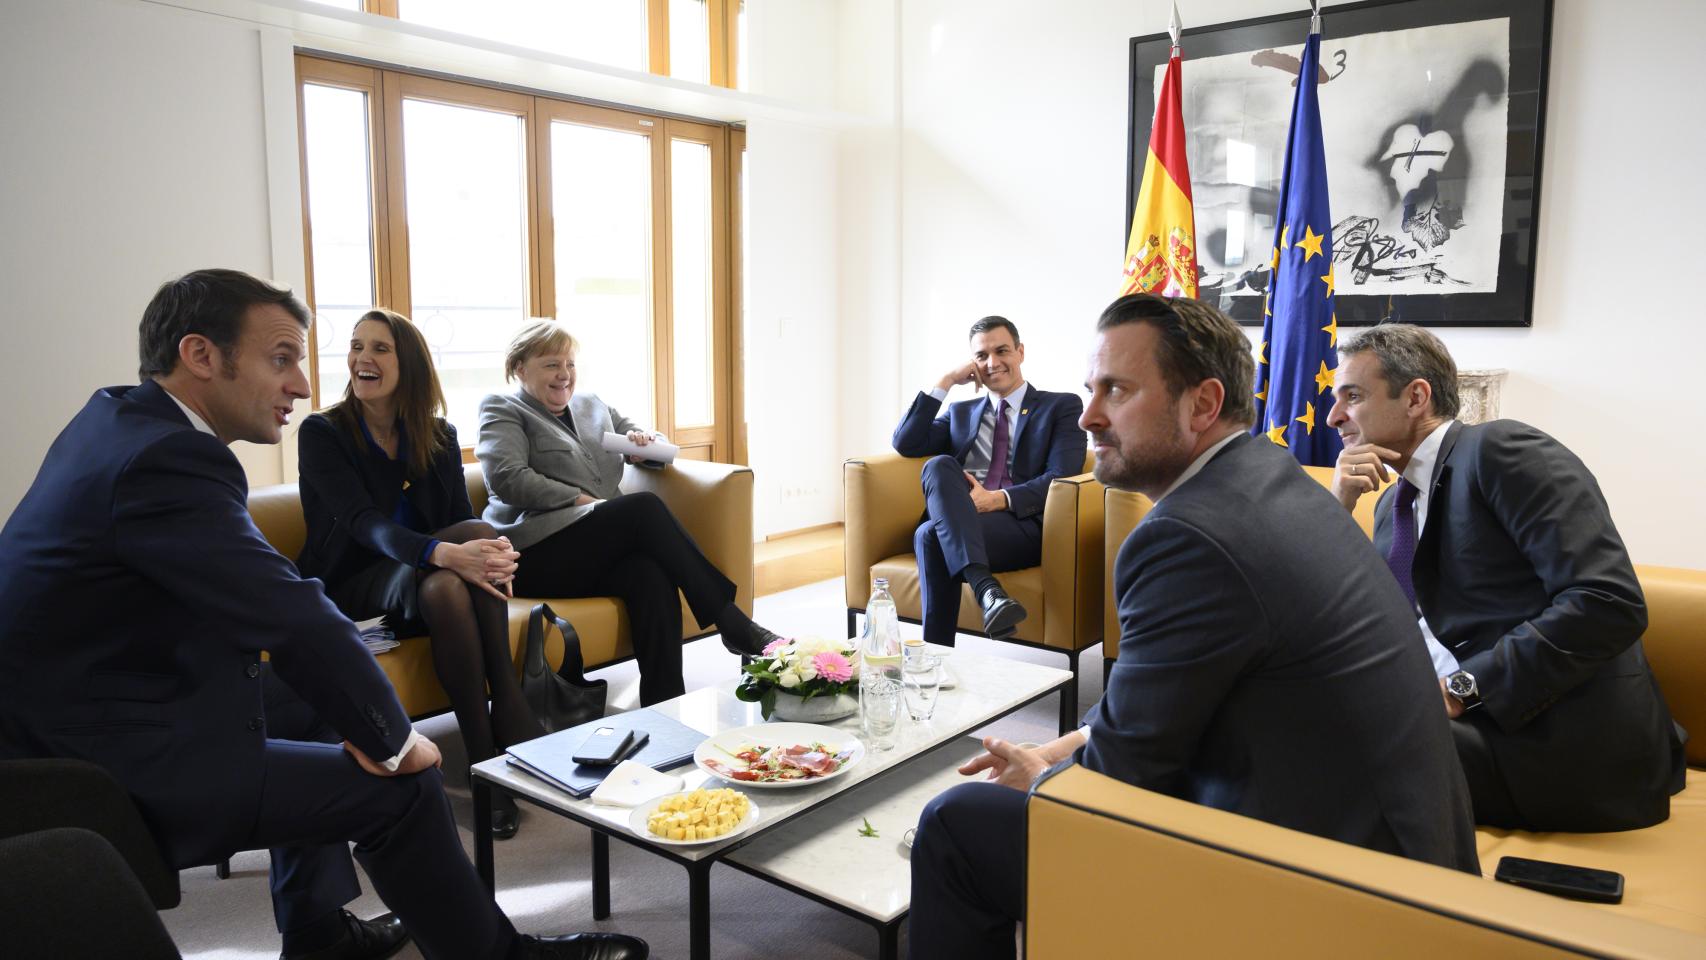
[{"x1": 504, "y1": 319, "x2": 578, "y2": 381}]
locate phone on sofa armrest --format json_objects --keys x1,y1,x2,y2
[{"x1": 1494, "y1": 856, "x2": 1624, "y2": 904}]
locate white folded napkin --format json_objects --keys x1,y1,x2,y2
[{"x1": 588, "y1": 760, "x2": 685, "y2": 807}]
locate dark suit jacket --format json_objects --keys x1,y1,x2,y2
[
  {"x1": 1082, "y1": 433, "x2": 1480, "y2": 873},
  {"x1": 296, "y1": 411, "x2": 474, "y2": 587},
  {"x1": 891, "y1": 386, "x2": 1086, "y2": 519},
  {"x1": 1373, "y1": 419, "x2": 1686, "y2": 830},
  {"x1": 0, "y1": 381, "x2": 412, "y2": 867}
]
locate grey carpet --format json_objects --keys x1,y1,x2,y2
[{"x1": 161, "y1": 578, "x2": 1107, "y2": 959}]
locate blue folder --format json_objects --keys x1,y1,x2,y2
[{"x1": 504, "y1": 708, "x2": 707, "y2": 798}]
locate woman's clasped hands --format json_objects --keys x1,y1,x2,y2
[{"x1": 431, "y1": 536, "x2": 520, "y2": 599}]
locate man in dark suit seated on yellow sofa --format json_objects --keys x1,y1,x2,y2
[
  {"x1": 1326, "y1": 323, "x2": 1686, "y2": 832},
  {"x1": 908, "y1": 295, "x2": 1479, "y2": 960}
]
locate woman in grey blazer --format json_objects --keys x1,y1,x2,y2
[{"x1": 476, "y1": 321, "x2": 780, "y2": 705}]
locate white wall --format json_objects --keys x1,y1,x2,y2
[
  {"x1": 0, "y1": 0, "x2": 290, "y2": 507},
  {"x1": 880, "y1": 0, "x2": 1706, "y2": 569},
  {"x1": 0, "y1": 0, "x2": 850, "y2": 540}
]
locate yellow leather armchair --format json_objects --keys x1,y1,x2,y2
[
  {"x1": 843, "y1": 452, "x2": 1103, "y2": 733},
  {"x1": 248, "y1": 459, "x2": 754, "y2": 719}
]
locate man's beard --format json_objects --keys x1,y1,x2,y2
[{"x1": 1090, "y1": 409, "x2": 1195, "y2": 497}]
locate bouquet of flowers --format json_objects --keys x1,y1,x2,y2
[{"x1": 734, "y1": 635, "x2": 862, "y2": 720}]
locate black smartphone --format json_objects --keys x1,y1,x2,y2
[
  {"x1": 572, "y1": 726, "x2": 645, "y2": 766},
  {"x1": 1494, "y1": 856, "x2": 1624, "y2": 904}
]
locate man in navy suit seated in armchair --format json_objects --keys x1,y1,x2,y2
[
  {"x1": 891, "y1": 316, "x2": 1086, "y2": 644},
  {"x1": 0, "y1": 269, "x2": 644, "y2": 960}
]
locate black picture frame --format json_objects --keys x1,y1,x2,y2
[{"x1": 1126, "y1": 0, "x2": 1552, "y2": 327}]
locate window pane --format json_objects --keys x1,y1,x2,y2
[
  {"x1": 398, "y1": 0, "x2": 647, "y2": 72},
  {"x1": 402, "y1": 99, "x2": 529, "y2": 442},
  {"x1": 301, "y1": 84, "x2": 376, "y2": 408},
  {"x1": 550, "y1": 122, "x2": 655, "y2": 426},
  {"x1": 670, "y1": 139, "x2": 713, "y2": 427},
  {"x1": 669, "y1": 0, "x2": 709, "y2": 83},
  {"x1": 736, "y1": 1, "x2": 746, "y2": 90}
]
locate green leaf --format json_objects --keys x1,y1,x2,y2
[
  {"x1": 759, "y1": 687, "x2": 776, "y2": 720},
  {"x1": 857, "y1": 817, "x2": 879, "y2": 838},
  {"x1": 733, "y1": 682, "x2": 763, "y2": 704}
]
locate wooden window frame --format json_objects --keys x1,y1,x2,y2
[{"x1": 295, "y1": 53, "x2": 744, "y2": 463}]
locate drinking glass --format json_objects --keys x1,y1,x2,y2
[
  {"x1": 861, "y1": 677, "x2": 901, "y2": 750},
  {"x1": 902, "y1": 655, "x2": 942, "y2": 721}
]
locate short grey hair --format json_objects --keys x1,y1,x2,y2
[{"x1": 1338, "y1": 324, "x2": 1459, "y2": 419}]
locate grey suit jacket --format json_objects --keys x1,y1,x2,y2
[{"x1": 475, "y1": 390, "x2": 641, "y2": 550}]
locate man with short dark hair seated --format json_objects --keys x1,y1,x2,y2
[
  {"x1": 908, "y1": 295, "x2": 1479, "y2": 960},
  {"x1": 1326, "y1": 323, "x2": 1686, "y2": 832},
  {"x1": 891, "y1": 315, "x2": 1086, "y2": 643},
  {"x1": 0, "y1": 269, "x2": 646, "y2": 960}
]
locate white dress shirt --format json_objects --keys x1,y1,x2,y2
[
  {"x1": 163, "y1": 386, "x2": 422, "y2": 771},
  {"x1": 1398, "y1": 420, "x2": 1462, "y2": 678},
  {"x1": 925, "y1": 380, "x2": 1030, "y2": 510}
]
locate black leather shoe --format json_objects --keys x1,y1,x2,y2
[
  {"x1": 513, "y1": 932, "x2": 649, "y2": 960},
  {"x1": 979, "y1": 586, "x2": 1027, "y2": 640},
  {"x1": 281, "y1": 911, "x2": 408, "y2": 960},
  {"x1": 492, "y1": 791, "x2": 520, "y2": 841},
  {"x1": 722, "y1": 622, "x2": 782, "y2": 658}
]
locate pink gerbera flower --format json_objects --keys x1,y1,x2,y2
[
  {"x1": 811, "y1": 651, "x2": 853, "y2": 683},
  {"x1": 761, "y1": 636, "x2": 792, "y2": 657}
]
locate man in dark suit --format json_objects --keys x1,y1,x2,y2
[
  {"x1": 908, "y1": 295, "x2": 1478, "y2": 960},
  {"x1": 891, "y1": 316, "x2": 1086, "y2": 643},
  {"x1": 1327, "y1": 324, "x2": 1686, "y2": 832},
  {"x1": 0, "y1": 270, "x2": 644, "y2": 960}
]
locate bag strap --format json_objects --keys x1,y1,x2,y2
[
  {"x1": 523, "y1": 602, "x2": 551, "y2": 675},
  {"x1": 550, "y1": 605, "x2": 589, "y2": 685}
]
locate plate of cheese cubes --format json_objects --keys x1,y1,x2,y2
[{"x1": 630, "y1": 787, "x2": 760, "y2": 846}]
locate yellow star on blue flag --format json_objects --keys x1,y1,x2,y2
[{"x1": 1250, "y1": 25, "x2": 1342, "y2": 468}]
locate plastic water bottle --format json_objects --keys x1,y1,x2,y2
[
  {"x1": 860, "y1": 577, "x2": 903, "y2": 682},
  {"x1": 860, "y1": 578, "x2": 904, "y2": 742}
]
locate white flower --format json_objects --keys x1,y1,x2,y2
[
  {"x1": 778, "y1": 670, "x2": 802, "y2": 688},
  {"x1": 797, "y1": 658, "x2": 819, "y2": 681}
]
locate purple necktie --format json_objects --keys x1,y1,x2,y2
[
  {"x1": 984, "y1": 399, "x2": 1013, "y2": 490},
  {"x1": 1386, "y1": 477, "x2": 1419, "y2": 609}
]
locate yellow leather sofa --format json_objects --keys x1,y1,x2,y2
[
  {"x1": 1073, "y1": 462, "x2": 1706, "y2": 952},
  {"x1": 844, "y1": 452, "x2": 1103, "y2": 733},
  {"x1": 247, "y1": 459, "x2": 754, "y2": 718}
]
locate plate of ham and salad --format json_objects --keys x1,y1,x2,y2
[{"x1": 693, "y1": 722, "x2": 864, "y2": 789}]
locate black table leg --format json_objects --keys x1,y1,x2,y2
[
  {"x1": 847, "y1": 609, "x2": 858, "y2": 640},
  {"x1": 474, "y1": 779, "x2": 495, "y2": 893},
  {"x1": 592, "y1": 830, "x2": 611, "y2": 920},
  {"x1": 1058, "y1": 653, "x2": 1080, "y2": 736},
  {"x1": 689, "y1": 860, "x2": 712, "y2": 960},
  {"x1": 879, "y1": 917, "x2": 902, "y2": 960}
]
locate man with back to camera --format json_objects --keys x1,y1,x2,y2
[
  {"x1": 1327, "y1": 323, "x2": 1686, "y2": 832},
  {"x1": 891, "y1": 316, "x2": 1086, "y2": 644},
  {"x1": 0, "y1": 269, "x2": 646, "y2": 960},
  {"x1": 906, "y1": 294, "x2": 1478, "y2": 960}
]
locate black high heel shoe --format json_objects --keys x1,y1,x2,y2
[
  {"x1": 722, "y1": 622, "x2": 783, "y2": 658},
  {"x1": 492, "y1": 791, "x2": 520, "y2": 841}
]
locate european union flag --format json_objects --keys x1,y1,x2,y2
[{"x1": 1252, "y1": 25, "x2": 1341, "y2": 467}]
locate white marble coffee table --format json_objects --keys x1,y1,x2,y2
[
  {"x1": 722, "y1": 736, "x2": 987, "y2": 960},
  {"x1": 470, "y1": 646, "x2": 1068, "y2": 960}
]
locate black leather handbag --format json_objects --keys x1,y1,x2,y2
[{"x1": 521, "y1": 602, "x2": 607, "y2": 733}]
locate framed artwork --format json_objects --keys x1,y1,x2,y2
[{"x1": 1127, "y1": 0, "x2": 1553, "y2": 327}]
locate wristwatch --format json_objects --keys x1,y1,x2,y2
[{"x1": 1446, "y1": 670, "x2": 1482, "y2": 711}]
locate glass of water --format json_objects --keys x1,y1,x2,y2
[
  {"x1": 902, "y1": 655, "x2": 942, "y2": 721},
  {"x1": 861, "y1": 676, "x2": 901, "y2": 750}
]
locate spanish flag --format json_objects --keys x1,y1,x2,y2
[{"x1": 1119, "y1": 28, "x2": 1196, "y2": 298}]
